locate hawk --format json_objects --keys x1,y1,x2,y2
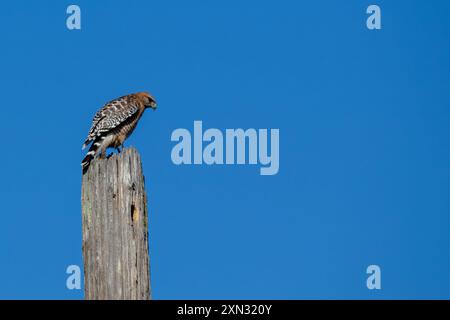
[{"x1": 81, "y1": 92, "x2": 157, "y2": 172}]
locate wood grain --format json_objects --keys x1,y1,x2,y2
[{"x1": 81, "y1": 147, "x2": 151, "y2": 300}]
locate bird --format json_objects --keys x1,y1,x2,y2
[{"x1": 81, "y1": 92, "x2": 157, "y2": 172}]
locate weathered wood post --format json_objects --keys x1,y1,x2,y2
[{"x1": 81, "y1": 147, "x2": 151, "y2": 300}]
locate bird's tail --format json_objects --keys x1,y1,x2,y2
[{"x1": 81, "y1": 138, "x2": 103, "y2": 173}]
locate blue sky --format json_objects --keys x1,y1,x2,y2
[{"x1": 0, "y1": 0, "x2": 449, "y2": 299}]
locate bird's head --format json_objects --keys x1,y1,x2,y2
[{"x1": 137, "y1": 92, "x2": 157, "y2": 110}]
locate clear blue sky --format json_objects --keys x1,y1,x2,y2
[{"x1": 0, "y1": 0, "x2": 449, "y2": 299}]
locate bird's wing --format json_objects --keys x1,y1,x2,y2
[{"x1": 82, "y1": 96, "x2": 139, "y2": 149}]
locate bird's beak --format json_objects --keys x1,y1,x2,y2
[{"x1": 151, "y1": 102, "x2": 157, "y2": 110}]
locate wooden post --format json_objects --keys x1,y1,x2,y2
[{"x1": 81, "y1": 147, "x2": 151, "y2": 300}]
